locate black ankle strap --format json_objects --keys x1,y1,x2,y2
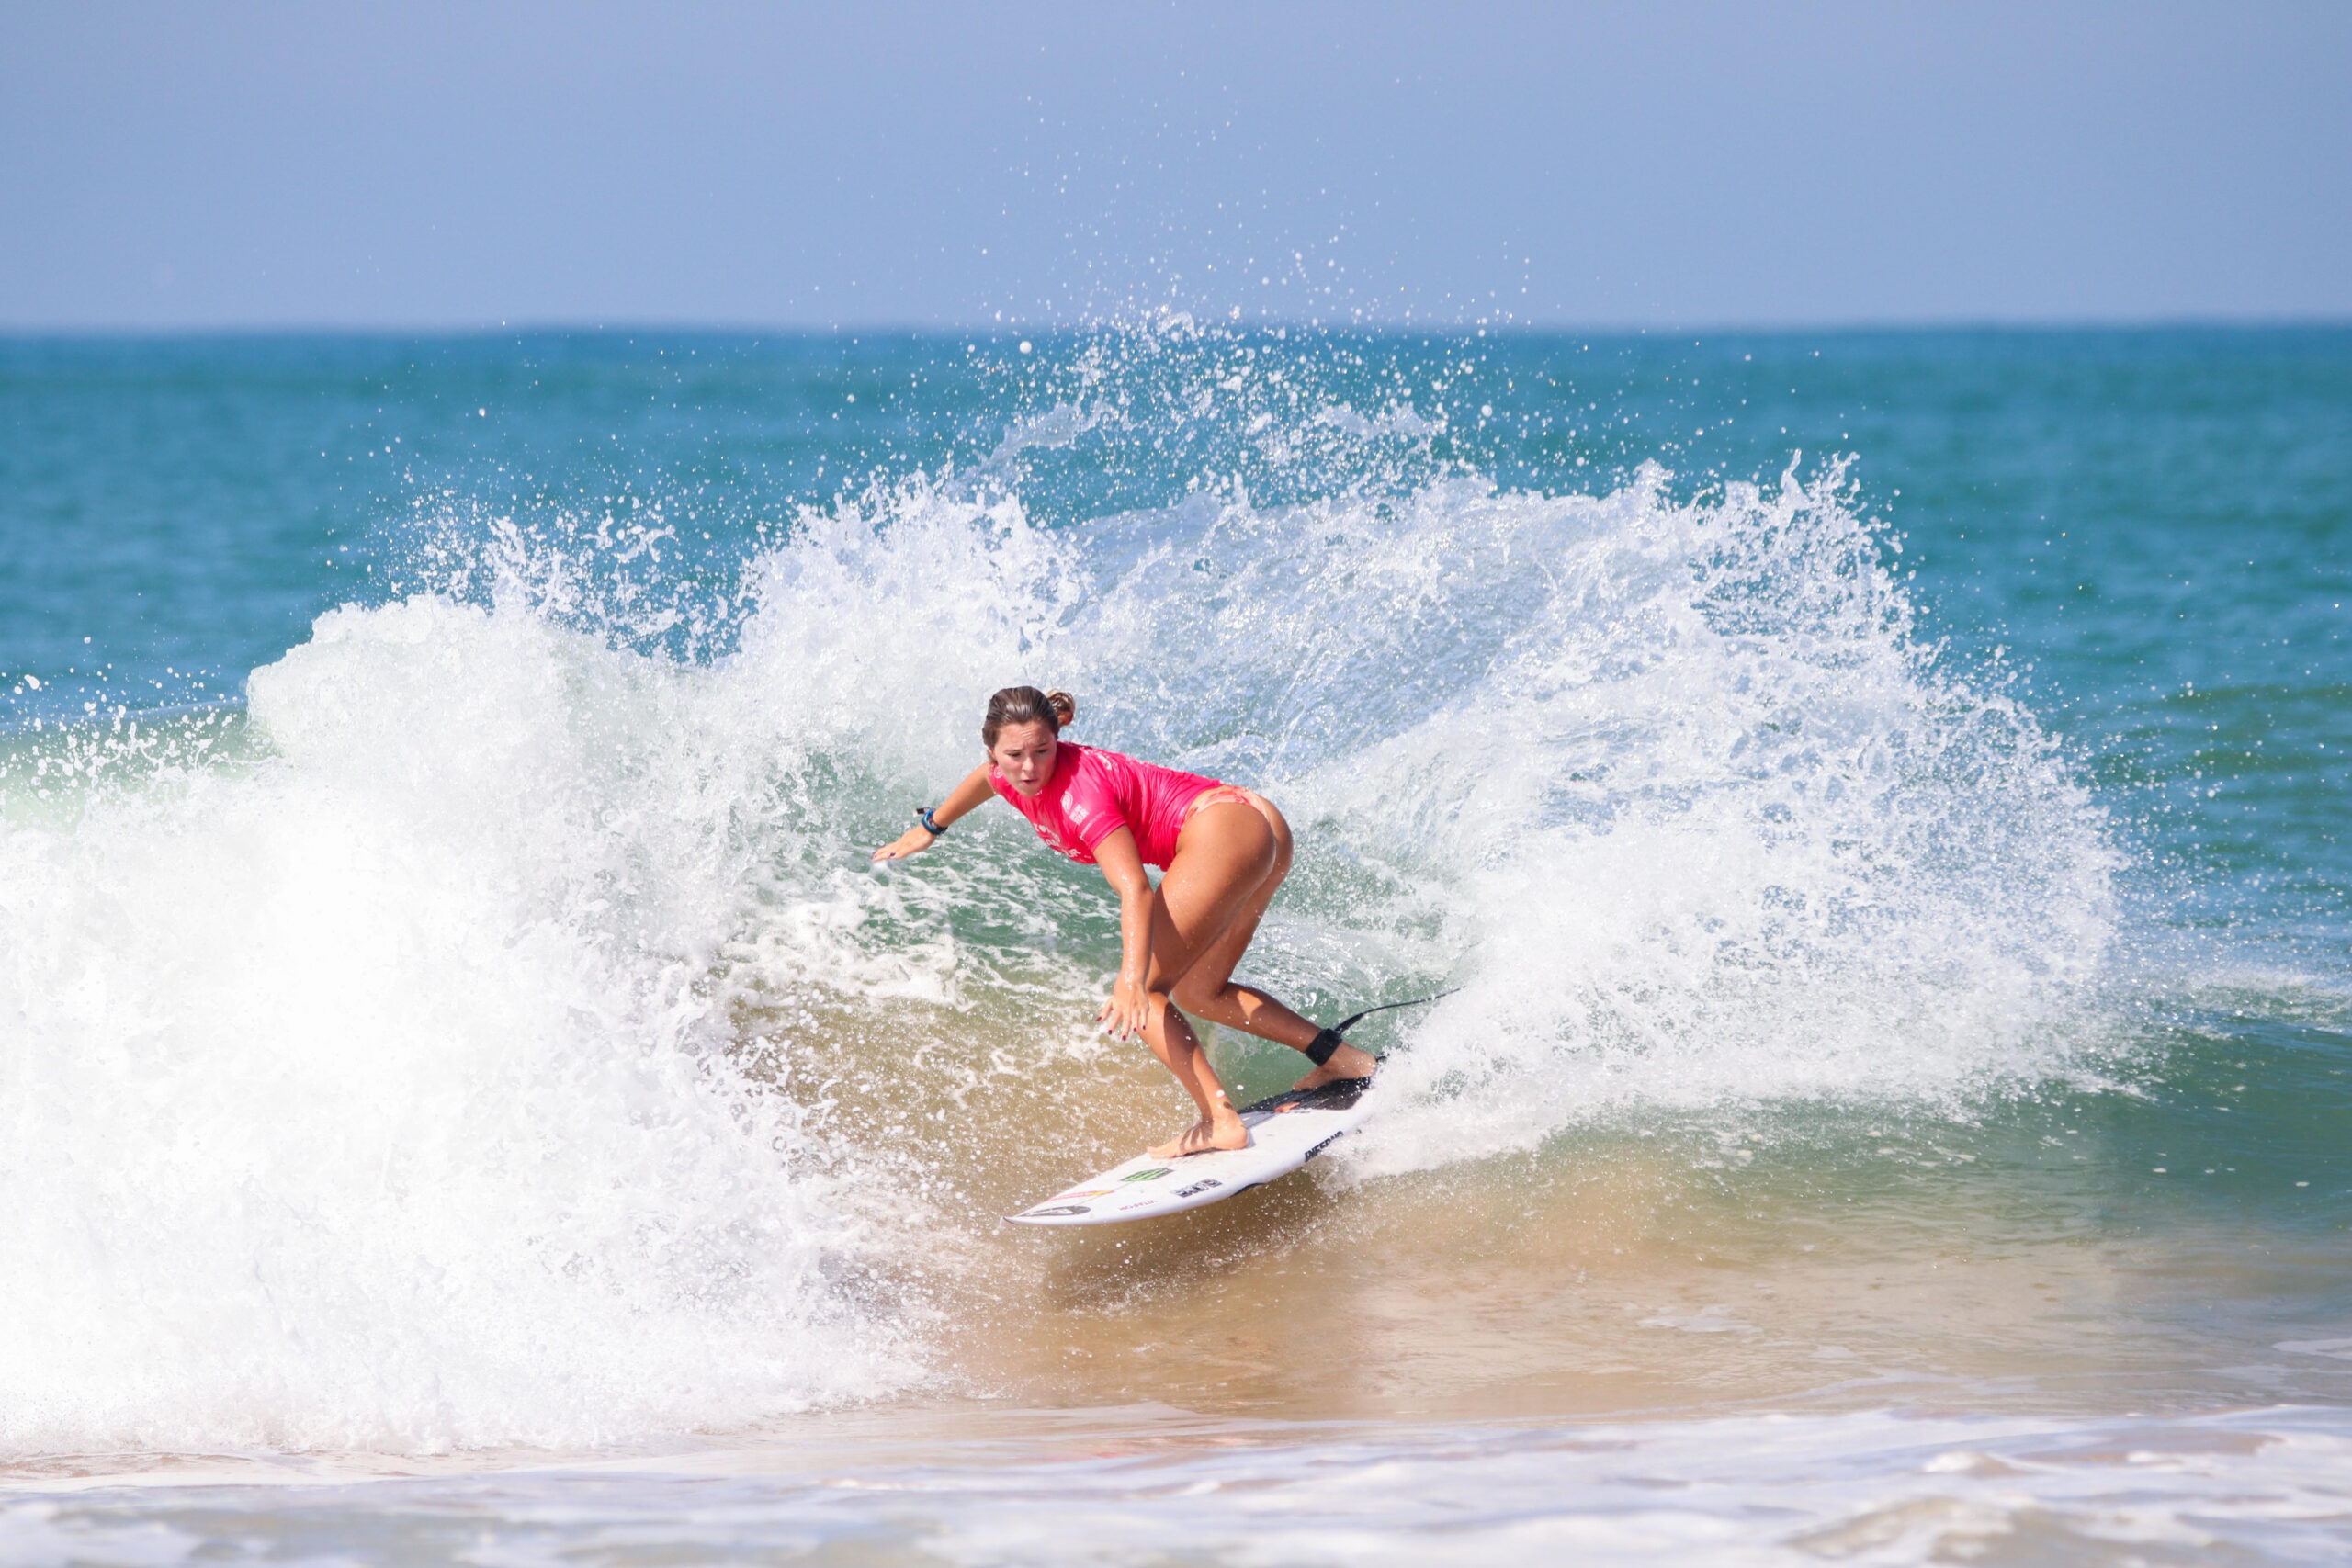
[{"x1": 1284, "y1": 987, "x2": 1461, "y2": 1070}]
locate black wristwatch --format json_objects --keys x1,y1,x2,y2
[{"x1": 916, "y1": 806, "x2": 948, "y2": 835}]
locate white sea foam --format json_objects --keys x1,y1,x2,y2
[
  {"x1": 0, "y1": 452, "x2": 2118, "y2": 1453},
  {"x1": 6, "y1": 1405, "x2": 2348, "y2": 1565},
  {"x1": 0, "y1": 596, "x2": 912, "y2": 1455}
]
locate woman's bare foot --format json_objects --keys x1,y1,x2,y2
[
  {"x1": 1148, "y1": 1113, "x2": 1250, "y2": 1158},
  {"x1": 1294, "y1": 1040, "x2": 1379, "y2": 1090}
]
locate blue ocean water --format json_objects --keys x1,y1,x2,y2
[{"x1": 2, "y1": 323, "x2": 2347, "y2": 1561}]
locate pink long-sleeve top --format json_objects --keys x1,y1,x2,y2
[{"x1": 989, "y1": 741, "x2": 1223, "y2": 870}]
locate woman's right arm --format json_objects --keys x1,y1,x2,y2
[{"x1": 871, "y1": 763, "x2": 997, "y2": 861}]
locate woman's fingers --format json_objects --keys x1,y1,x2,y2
[{"x1": 1095, "y1": 980, "x2": 1157, "y2": 1041}]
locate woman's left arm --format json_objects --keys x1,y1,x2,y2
[{"x1": 1091, "y1": 828, "x2": 1155, "y2": 1040}]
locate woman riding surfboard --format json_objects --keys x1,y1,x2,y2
[{"x1": 871, "y1": 686, "x2": 1379, "y2": 1157}]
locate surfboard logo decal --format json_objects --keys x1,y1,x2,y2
[
  {"x1": 1120, "y1": 1168, "x2": 1174, "y2": 1182},
  {"x1": 1022, "y1": 1205, "x2": 1092, "y2": 1217},
  {"x1": 1174, "y1": 1179, "x2": 1224, "y2": 1197},
  {"x1": 1050, "y1": 1190, "x2": 1111, "y2": 1201}
]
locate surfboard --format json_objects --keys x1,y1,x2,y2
[{"x1": 1003, "y1": 1074, "x2": 1376, "y2": 1227}]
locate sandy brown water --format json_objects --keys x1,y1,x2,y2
[{"x1": 753, "y1": 1003, "x2": 2350, "y2": 1429}]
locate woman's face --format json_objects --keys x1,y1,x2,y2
[{"x1": 988, "y1": 719, "x2": 1059, "y2": 797}]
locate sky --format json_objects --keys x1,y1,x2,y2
[{"x1": 2, "y1": 1, "x2": 2346, "y2": 331}]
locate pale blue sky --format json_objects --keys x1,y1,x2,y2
[{"x1": 3, "y1": 1, "x2": 2346, "y2": 329}]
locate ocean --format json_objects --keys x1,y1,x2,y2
[{"x1": 2, "y1": 321, "x2": 2347, "y2": 1563}]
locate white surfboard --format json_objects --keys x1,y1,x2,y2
[{"x1": 1004, "y1": 1075, "x2": 1376, "y2": 1227}]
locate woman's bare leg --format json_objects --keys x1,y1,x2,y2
[
  {"x1": 1133, "y1": 800, "x2": 1283, "y2": 1156},
  {"x1": 1139, "y1": 800, "x2": 1378, "y2": 1155},
  {"x1": 1164, "y1": 798, "x2": 1381, "y2": 1090},
  {"x1": 1139, "y1": 994, "x2": 1243, "y2": 1157}
]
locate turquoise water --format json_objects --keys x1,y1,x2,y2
[{"x1": 2, "y1": 324, "x2": 2348, "y2": 1561}]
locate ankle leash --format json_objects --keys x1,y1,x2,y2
[{"x1": 1303, "y1": 987, "x2": 1462, "y2": 1065}]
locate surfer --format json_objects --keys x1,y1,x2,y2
[{"x1": 872, "y1": 686, "x2": 1379, "y2": 1156}]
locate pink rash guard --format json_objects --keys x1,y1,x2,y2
[{"x1": 989, "y1": 741, "x2": 1222, "y2": 870}]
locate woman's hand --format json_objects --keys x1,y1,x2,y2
[
  {"x1": 1097, "y1": 974, "x2": 1151, "y2": 1041},
  {"x1": 871, "y1": 826, "x2": 937, "y2": 862}
]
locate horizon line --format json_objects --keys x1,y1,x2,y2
[{"x1": 3, "y1": 312, "x2": 2349, "y2": 343}]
